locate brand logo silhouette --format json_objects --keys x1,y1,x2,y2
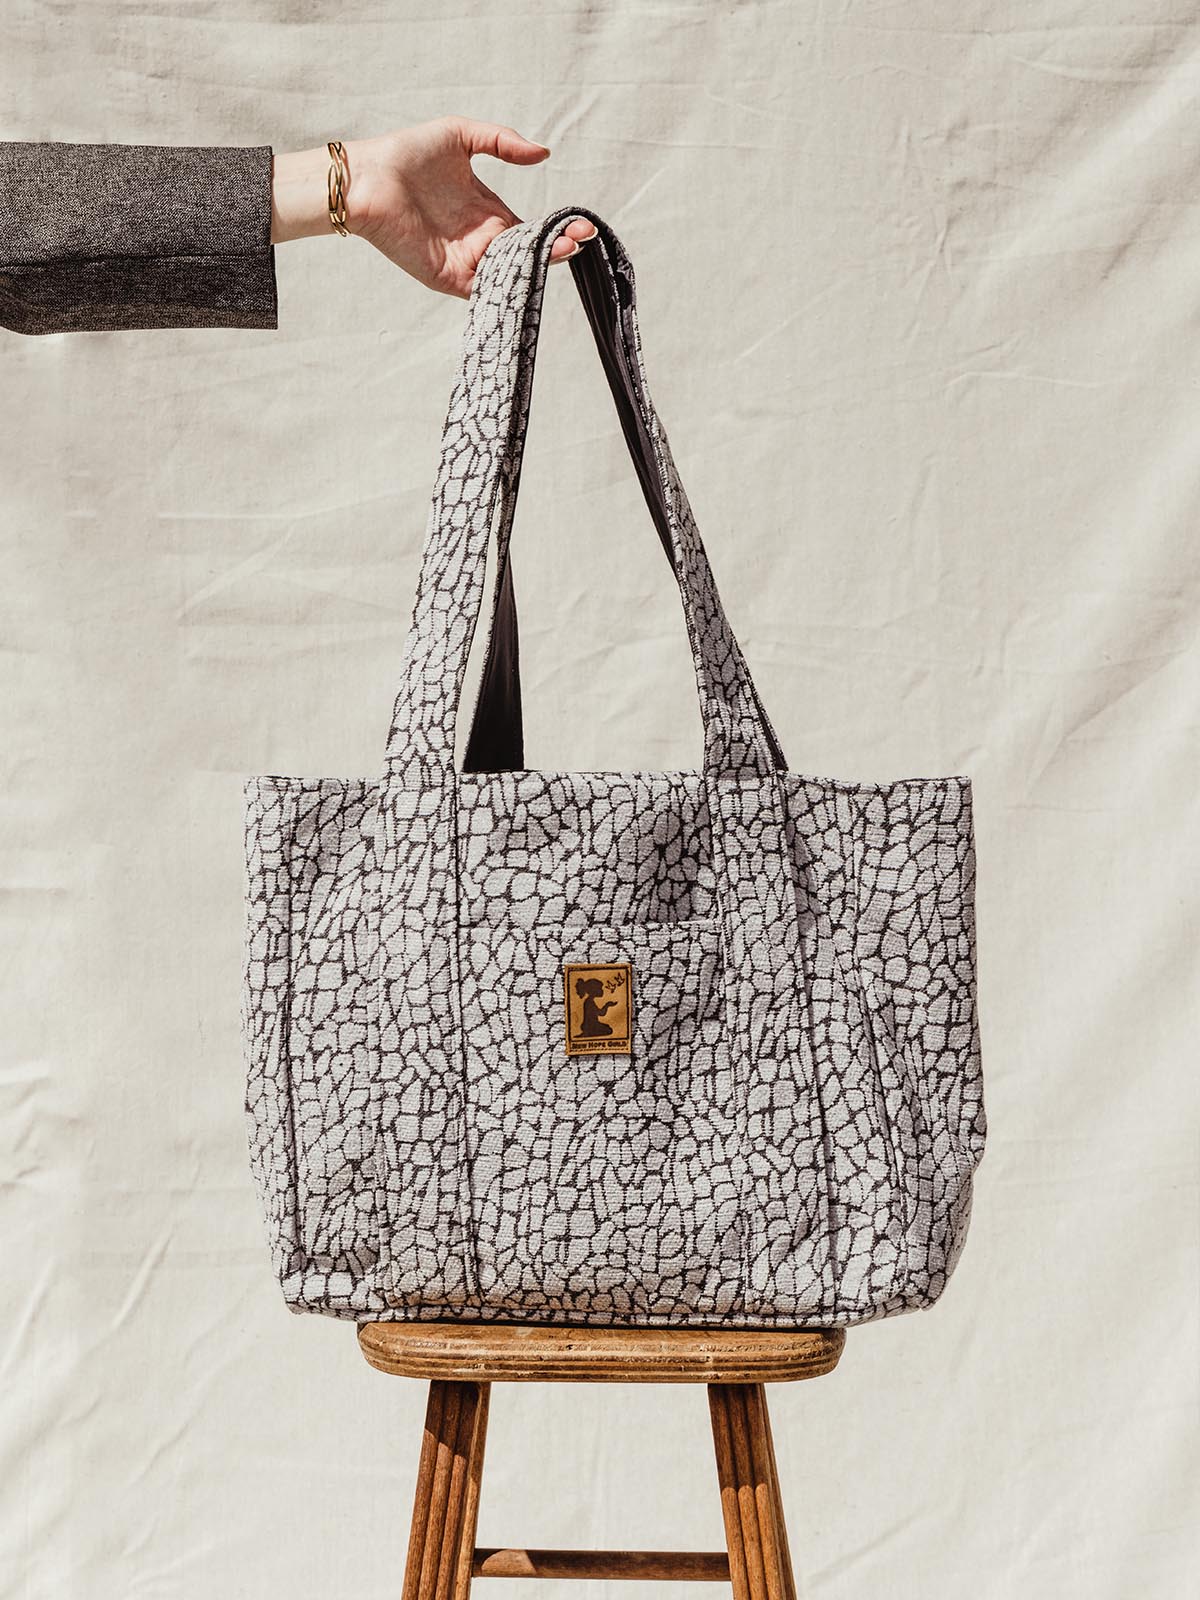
[{"x1": 563, "y1": 962, "x2": 633, "y2": 1056}]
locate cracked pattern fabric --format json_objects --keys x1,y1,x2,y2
[{"x1": 242, "y1": 206, "x2": 986, "y2": 1326}]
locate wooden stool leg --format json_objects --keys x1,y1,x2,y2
[
  {"x1": 402, "y1": 1379, "x2": 491, "y2": 1600},
  {"x1": 452, "y1": 1383, "x2": 490, "y2": 1600},
  {"x1": 708, "y1": 1384, "x2": 796, "y2": 1600},
  {"x1": 759, "y1": 1388, "x2": 797, "y2": 1600}
]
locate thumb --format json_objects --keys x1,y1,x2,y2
[{"x1": 461, "y1": 119, "x2": 551, "y2": 165}]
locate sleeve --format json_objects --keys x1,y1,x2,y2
[{"x1": 0, "y1": 141, "x2": 279, "y2": 336}]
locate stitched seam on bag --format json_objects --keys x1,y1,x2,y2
[
  {"x1": 861, "y1": 974, "x2": 912, "y2": 1305},
  {"x1": 450, "y1": 780, "x2": 484, "y2": 1308},
  {"x1": 706, "y1": 779, "x2": 754, "y2": 1321},
  {"x1": 777, "y1": 797, "x2": 839, "y2": 1322},
  {"x1": 840, "y1": 792, "x2": 881, "y2": 1315},
  {"x1": 280, "y1": 784, "x2": 305, "y2": 1283},
  {"x1": 244, "y1": 784, "x2": 290, "y2": 1279},
  {"x1": 371, "y1": 797, "x2": 396, "y2": 1305},
  {"x1": 364, "y1": 847, "x2": 386, "y2": 1303}
]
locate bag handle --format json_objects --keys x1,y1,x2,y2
[
  {"x1": 461, "y1": 231, "x2": 788, "y2": 774},
  {"x1": 382, "y1": 204, "x2": 787, "y2": 780},
  {"x1": 460, "y1": 230, "x2": 677, "y2": 771}
]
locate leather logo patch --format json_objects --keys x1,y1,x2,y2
[{"x1": 564, "y1": 962, "x2": 633, "y2": 1056}]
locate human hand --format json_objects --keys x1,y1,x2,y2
[{"x1": 270, "y1": 117, "x2": 598, "y2": 298}]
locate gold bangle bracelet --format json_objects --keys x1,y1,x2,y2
[{"x1": 327, "y1": 140, "x2": 350, "y2": 236}]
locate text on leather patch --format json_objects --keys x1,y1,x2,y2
[{"x1": 564, "y1": 962, "x2": 633, "y2": 1055}]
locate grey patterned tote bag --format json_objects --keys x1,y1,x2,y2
[{"x1": 243, "y1": 204, "x2": 986, "y2": 1328}]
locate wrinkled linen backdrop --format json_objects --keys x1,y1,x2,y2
[{"x1": 1, "y1": 4, "x2": 1195, "y2": 1598}]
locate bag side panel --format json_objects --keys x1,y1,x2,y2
[
  {"x1": 243, "y1": 779, "x2": 303, "y2": 1287},
  {"x1": 244, "y1": 778, "x2": 387, "y2": 1316},
  {"x1": 851, "y1": 777, "x2": 984, "y2": 1310},
  {"x1": 764, "y1": 780, "x2": 907, "y2": 1321}
]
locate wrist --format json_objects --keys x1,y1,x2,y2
[{"x1": 270, "y1": 142, "x2": 373, "y2": 243}]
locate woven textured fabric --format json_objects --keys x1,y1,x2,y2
[
  {"x1": 242, "y1": 205, "x2": 986, "y2": 1327},
  {"x1": 0, "y1": 141, "x2": 277, "y2": 335}
]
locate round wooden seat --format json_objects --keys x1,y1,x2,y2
[{"x1": 358, "y1": 1319, "x2": 845, "y2": 1384}]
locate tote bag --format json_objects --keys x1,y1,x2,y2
[{"x1": 242, "y1": 204, "x2": 986, "y2": 1328}]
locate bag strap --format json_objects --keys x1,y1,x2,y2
[
  {"x1": 462, "y1": 232, "x2": 788, "y2": 773},
  {"x1": 382, "y1": 204, "x2": 787, "y2": 781}
]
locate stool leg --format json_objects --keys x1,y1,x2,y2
[
  {"x1": 708, "y1": 1384, "x2": 796, "y2": 1600},
  {"x1": 402, "y1": 1379, "x2": 491, "y2": 1600},
  {"x1": 759, "y1": 1388, "x2": 797, "y2": 1600},
  {"x1": 452, "y1": 1383, "x2": 490, "y2": 1600}
]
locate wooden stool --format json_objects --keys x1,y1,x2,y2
[{"x1": 358, "y1": 1321, "x2": 845, "y2": 1599}]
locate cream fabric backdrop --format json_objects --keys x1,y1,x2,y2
[{"x1": 2, "y1": 3, "x2": 1196, "y2": 1596}]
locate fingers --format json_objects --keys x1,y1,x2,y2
[
  {"x1": 549, "y1": 222, "x2": 598, "y2": 262},
  {"x1": 456, "y1": 121, "x2": 600, "y2": 276},
  {"x1": 549, "y1": 217, "x2": 599, "y2": 262},
  {"x1": 473, "y1": 170, "x2": 598, "y2": 262},
  {"x1": 454, "y1": 116, "x2": 550, "y2": 166}
]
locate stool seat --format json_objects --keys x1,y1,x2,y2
[{"x1": 357, "y1": 1320, "x2": 845, "y2": 1385}]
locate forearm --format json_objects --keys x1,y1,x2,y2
[
  {"x1": 271, "y1": 142, "x2": 363, "y2": 242},
  {"x1": 0, "y1": 121, "x2": 588, "y2": 336}
]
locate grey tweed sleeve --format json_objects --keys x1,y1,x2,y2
[{"x1": 0, "y1": 142, "x2": 278, "y2": 335}]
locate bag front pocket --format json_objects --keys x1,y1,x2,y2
[{"x1": 459, "y1": 919, "x2": 741, "y2": 1322}]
